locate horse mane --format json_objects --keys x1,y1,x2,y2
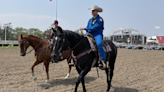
[
  {"x1": 28, "y1": 35, "x2": 43, "y2": 40},
  {"x1": 63, "y1": 30, "x2": 84, "y2": 40}
]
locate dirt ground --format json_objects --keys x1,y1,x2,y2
[{"x1": 0, "y1": 49, "x2": 164, "y2": 92}]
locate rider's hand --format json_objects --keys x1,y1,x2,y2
[
  {"x1": 46, "y1": 33, "x2": 50, "y2": 36},
  {"x1": 79, "y1": 27, "x2": 85, "y2": 30},
  {"x1": 88, "y1": 30, "x2": 92, "y2": 33}
]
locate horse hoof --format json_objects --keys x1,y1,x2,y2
[
  {"x1": 106, "y1": 90, "x2": 109, "y2": 92},
  {"x1": 64, "y1": 73, "x2": 70, "y2": 79},
  {"x1": 45, "y1": 80, "x2": 49, "y2": 83},
  {"x1": 64, "y1": 76, "x2": 68, "y2": 79},
  {"x1": 33, "y1": 76, "x2": 37, "y2": 81}
]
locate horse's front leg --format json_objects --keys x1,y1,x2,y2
[
  {"x1": 74, "y1": 66, "x2": 90, "y2": 92},
  {"x1": 31, "y1": 59, "x2": 42, "y2": 81},
  {"x1": 44, "y1": 60, "x2": 50, "y2": 82}
]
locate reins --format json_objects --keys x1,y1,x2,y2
[
  {"x1": 61, "y1": 36, "x2": 92, "y2": 70},
  {"x1": 26, "y1": 40, "x2": 44, "y2": 54},
  {"x1": 35, "y1": 40, "x2": 51, "y2": 56}
]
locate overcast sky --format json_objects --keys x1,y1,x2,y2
[{"x1": 0, "y1": 0, "x2": 164, "y2": 37}]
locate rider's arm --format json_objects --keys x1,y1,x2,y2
[{"x1": 50, "y1": 30, "x2": 53, "y2": 37}]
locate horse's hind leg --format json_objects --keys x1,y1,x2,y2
[
  {"x1": 105, "y1": 57, "x2": 116, "y2": 92},
  {"x1": 31, "y1": 59, "x2": 42, "y2": 81},
  {"x1": 44, "y1": 60, "x2": 50, "y2": 82},
  {"x1": 105, "y1": 67, "x2": 111, "y2": 92},
  {"x1": 65, "y1": 59, "x2": 72, "y2": 79}
]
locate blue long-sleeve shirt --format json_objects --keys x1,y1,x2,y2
[{"x1": 85, "y1": 15, "x2": 104, "y2": 37}]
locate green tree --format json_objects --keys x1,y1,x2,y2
[{"x1": 74, "y1": 29, "x2": 85, "y2": 36}]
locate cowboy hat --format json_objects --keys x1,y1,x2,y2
[{"x1": 88, "y1": 5, "x2": 103, "y2": 12}]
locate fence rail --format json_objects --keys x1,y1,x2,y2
[{"x1": 0, "y1": 40, "x2": 18, "y2": 43}]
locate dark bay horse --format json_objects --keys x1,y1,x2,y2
[
  {"x1": 18, "y1": 34, "x2": 73, "y2": 82},
  {"x1": 51, "y1": 30, "x2": 117, "y2": 92}
]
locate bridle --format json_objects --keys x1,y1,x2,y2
[
  {"x1": 54, "y1": 33, "x2": 82, "y2": 60},
  {"x1": 19, "y1": 38, "x2": 43, "y2": 54},
  {"x1": 19, "y1": 38, "x2": 28, "y2": 54},
  {"x1": 53, "y1": 33, "x2": 68, "y2": 59}
]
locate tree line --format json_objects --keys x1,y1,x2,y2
[{"x1": 0, "y1": 23, "x2": 84, "y2": 40}]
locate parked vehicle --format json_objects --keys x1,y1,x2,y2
[
  {"x1": 147, "y1": 47, "x2": 158, "y2": 50},
  {"x1": 125, "y1": 46, "x2": 132, "y2": 49},
  {"x1": 155, "y1": 47, "x2": 164, "y2": 50},
  {"x1": 133, "y1": 46, "x2": 143, "y2": 49}
]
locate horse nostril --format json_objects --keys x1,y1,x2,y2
[
  {"x1": 20, "y1": 52, "x2": 26, "y2": 56},
  {"x1": 51, "y1": 53, "x2": 56, "y2": 58}
]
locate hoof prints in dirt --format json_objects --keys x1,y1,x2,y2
[{"x1": 0, "y1": 49, "x2": 164, "y2": 92}]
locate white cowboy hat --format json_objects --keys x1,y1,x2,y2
[{"x1": 88, "y1": 5, "x2": 103, "y2": 12}]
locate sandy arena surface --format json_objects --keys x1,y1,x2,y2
[{"x1": 0, "y1": 49, "x2": 164, "y2": 92}]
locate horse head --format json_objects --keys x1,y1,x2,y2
[
  {"x1": 18, "y1": 34, "x2": 30, "y2": 56},
  {"x1": 51, "y1": 31, "x2": 71, "y2": 62}
]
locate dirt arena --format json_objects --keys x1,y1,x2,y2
[{"x1": 0, "y1": 49, "x2": 164, "y2": 92}]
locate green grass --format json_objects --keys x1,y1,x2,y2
[{"x1": 0, "y1": 46, "x2": 33, "y2": 49}]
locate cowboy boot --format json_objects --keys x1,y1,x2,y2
[{"x1": 98, "y1": 53, "x2": 107, "y2": 70}]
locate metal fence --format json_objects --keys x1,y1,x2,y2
[{"x1": 0, "y1": 40, "x2": 18, "y2": 43}]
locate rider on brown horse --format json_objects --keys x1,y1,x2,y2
[{"x1": 50, "y1": 20, "x2": 63, "y2": 38}]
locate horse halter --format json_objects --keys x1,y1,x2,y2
[
  {"x1": 19, "y1": 38, "x2": 29, "y2": 54},
  {"x1": 19, "y1": 37, "x2": 43, "y2": 55}
]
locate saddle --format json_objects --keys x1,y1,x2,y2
[{"x1": 85, "y1": 33, "x2": 112, "y2": 67}]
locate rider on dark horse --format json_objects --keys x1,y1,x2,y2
[{"x1": 79, "y1": 5, "x2": 106, "y2": 69}]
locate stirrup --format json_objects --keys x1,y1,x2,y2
[{"x1": 99, "y1": 60, "x2": 107, "y2": 70}]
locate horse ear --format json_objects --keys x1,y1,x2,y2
[
  {"x1": 21, "y1": 34, "x2": 23, "y2": 39},
  {"x1": 58, "y1": 27, "x2": 63, "y2": 33}
]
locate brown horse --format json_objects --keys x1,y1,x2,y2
[{"x1": 18, "y1": 34, "x2": 72, "y2": 82}]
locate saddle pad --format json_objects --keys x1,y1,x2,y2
[{"x1": 103, "y1": 42, "x2": 112, "y2": 52}]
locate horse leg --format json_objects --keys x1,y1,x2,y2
[
  {"x1": 44, "y1": 60, "x2": 50, "y2": 82},
  {"x1": 105, "y1": 58, "x2": 116, "y2": 92},
  {"x1": 81, "y1": 78, "x2": 86, "y2": 92},
  {"x1": 31, "y1": 59, "x2": 42, "y2": 81},
  {"x1": 65, "y1": 59, "x2": 72, "y2": 79},
  {"x1": 105, "y1": 67, "x2": 111, "y2": 92},
  {"x1": 74, "y1": 66, "x2": 90, "y2": 92},
  {"x1": 75, "y1": 66, "x2": 86, "y2": 92}
]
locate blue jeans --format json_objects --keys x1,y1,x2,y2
[{"x1": 94, "y1": 35, "x2": 106, "y2": 62}]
